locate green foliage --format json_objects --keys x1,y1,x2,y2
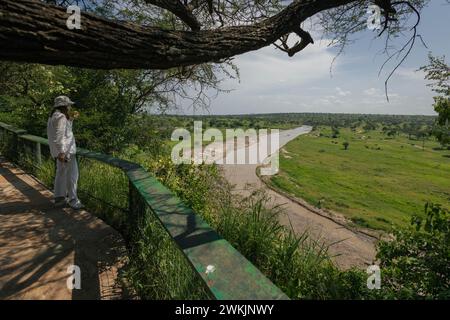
[
  {"x1": 35, "y1": 158, "x2": 55, "y2": 188},
  {"x1": 420, "y1": 54, "x2": 450, "y2": 97},
  {"x1": 77, "y1": 158, "x2": 129, "y2": 229},
  {"x1": 431, "y1": 96, "x2": 450, "y2": 148},
  {"x1": 332, "y1": 127, "x2": 340, "y2": 138},
  {"x1": 130, "y1": 152, "x2": 221, "y2": 220},
  {"x1": 162, "y1": 113, "x2": 436, "y2": 136},
  {"x1": 420, "y1": 54, "x2": 450, "y2": 147},
  {"x1": 375, "y1": 203, "x2": 450, "y2": 299},
  {"x1": 414, "y1": 202, "x2": 450, "y2": 235},
  {"x1": 434, "y1": 96, "x2": 450, "y2": 126},
  {"x1": 0, "y1": 64, "x2": 74, "y2": 135},
  {"x1": 0, "y1": 61, "x2": 233, "y2": 153},
  {"x1": 343, "y1": 141, "x2": 349, "y2": 150}
]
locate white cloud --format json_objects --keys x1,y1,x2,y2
[
  {"x1": 336, "y1": 87, "x2": 351, "y2": 96},
  {"x1": 177, "y1": 23, "x2": 438, "y2": 116},
  {"x1": 224, "y1": 37, "x2": 337, "y2": 94},
  {"x1": 364, "y1": 88, "x2": 378, "y2": 96},
  {"x1": 395, "y1": 67, "x2": 426, "y2": 81}
]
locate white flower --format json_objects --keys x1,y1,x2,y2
[{"x1": 205, "y1": 265, "x2": 216, "y2": 274}]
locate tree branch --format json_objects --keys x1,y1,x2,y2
[
  {"x1": 0, "y1": 0, "x2": 355, "y2": 70},
  {"x1": 274, "y1": 26, "x2": 314, "y2": 57},
  {"x1": 144, "y1": 0, "x2": 202, "y2": 30}
]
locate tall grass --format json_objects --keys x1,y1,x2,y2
[
  {"x1": 77, "y1": 158, "x2": 129, "y2": 230},
  {"x1": 208, "y1": 190, "x2": 370, "y2": 299},
  {"x1": 35, "y1": 157, "x2": 55, "y2": 186},
  {"x1": 35, "y1": 157, "x2": 129, "y2": 231}
]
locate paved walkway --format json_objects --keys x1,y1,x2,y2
[{"x1": 0, "y1": 159, "x2": 127, "y2": 300}]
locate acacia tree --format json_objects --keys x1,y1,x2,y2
[
  {"x1": 0, "y1": 0, "x2": 431, "y2": 71},
  {"x1": 0, "y1": 1, "x2": 246, "y2": 152}
]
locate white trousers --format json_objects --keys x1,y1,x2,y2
[{"x1": 54, "y1": 154, "x2": 79, "y2": 202}]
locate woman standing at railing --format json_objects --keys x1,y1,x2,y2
[{"x1": 47, "y1": 95, "x2": 84, "y2": 210}]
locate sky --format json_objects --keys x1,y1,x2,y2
[{"x1": 177, "y1": 0, "x2": 450, "y2": 116}]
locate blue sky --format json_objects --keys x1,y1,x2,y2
[{"x1": 179, "y1": 0, "x2": 449, "y2": 116}]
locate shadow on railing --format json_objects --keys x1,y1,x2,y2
[{"x1": 0, "y1": 121, "x2": 288, "y2": 300}]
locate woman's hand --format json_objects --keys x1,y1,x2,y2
[{"x1": 57, "y1": 153, "x2": 66, "y2": 162}]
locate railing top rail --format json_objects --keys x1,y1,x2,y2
[
  {"x1": 0, "y1": 121, "x2": 27, "y2": 134},
  {"x1": 0, "y1": 122, "x2": 288, "y2": 300},
  {"x1": 20, "y1": 134, "x2": 50, "y2": 146},
  {"x1": 127, "y1": 166, "x2": 288, "y2": 300}
]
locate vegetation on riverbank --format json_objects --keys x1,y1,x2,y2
[{"x1": 270, "y1": 126, "x2": 450, "y2": 231}]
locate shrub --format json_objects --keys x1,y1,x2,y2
[
  {"x1": 375, "y1": 203, "x2": 450, "y2": 299},
  {"x1": 343, "y1": 141, "x2": 350, "y2": 150}
]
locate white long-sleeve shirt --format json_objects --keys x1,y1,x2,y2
[{"x1": 47, "y1": 110, "x2": 76, "y2": 158}]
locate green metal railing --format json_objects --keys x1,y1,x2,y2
[{"x1": 0, "y1": 121, "x2": 288, "y2": 300}]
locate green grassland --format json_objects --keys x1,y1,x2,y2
[{"x1": 270, "y1": 126, "x2": 450, "y2": 231}]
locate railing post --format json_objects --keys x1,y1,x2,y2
[
  {"x1": 127, "y1": 181, "x2": 139, "y2": 241},
  {"x1": 127, "y1": 179, "x2": 149, "y2": 242},
  {"x1": 12, "y1": 129, "x2": 27, "y2": 163},
  {"x1": 128, "y1": 181, "x2": 135, "y2": 229},
  {"x1": 35, "y1": 142, "x2": 42, "y2": 166}
]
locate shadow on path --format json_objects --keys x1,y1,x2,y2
[{"x1": 0, "y1": 160, "x2": 126, "y2": 300}]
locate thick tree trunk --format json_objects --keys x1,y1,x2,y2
[{"x1": 0, "y1": 0, "x2": 354, "y2": 70}]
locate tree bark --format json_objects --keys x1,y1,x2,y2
[
  {"x1": 143, "y1": 0, "x2": 202, "y2": 30},
  {"x1": 0, "y1": 0, "x2": 355, "y2": 70}
]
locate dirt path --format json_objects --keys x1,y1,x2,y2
[
  {"x1": 220, "y1": 127, "x2": 377, "y2": 269},
  {"x1": 0, "y1": 159, "x2": 128, "y2": 299}
]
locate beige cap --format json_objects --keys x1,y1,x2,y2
[{"x1": 54, "y1": 95, "x2": 75, "y2": 108}]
